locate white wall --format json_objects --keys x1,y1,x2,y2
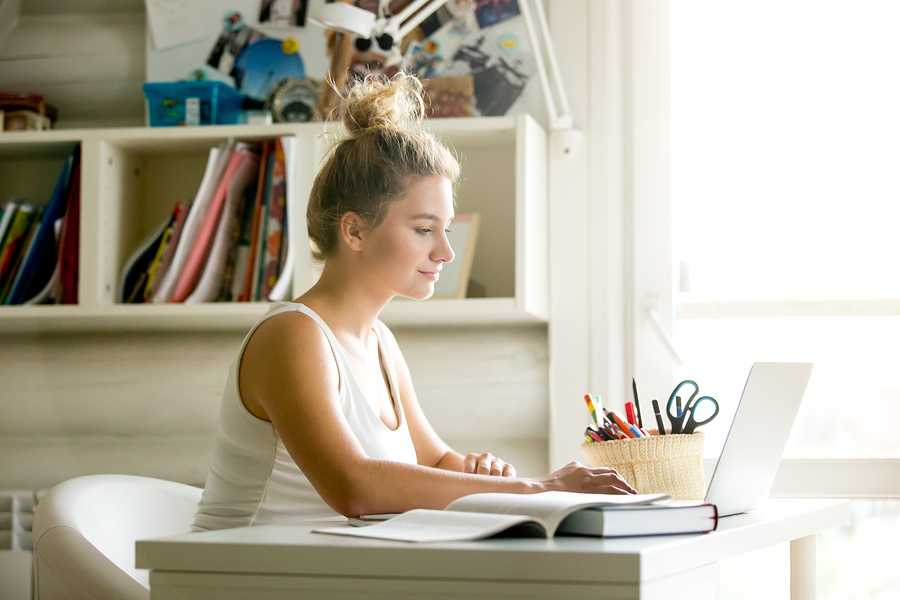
[
  {"x1": 0, "y1": 2, "x2": 551, "y2": 492},
  {"x1": 0, "y1": 324, "x2": 548, "y2": 491}
]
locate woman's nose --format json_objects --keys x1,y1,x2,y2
[{"x1": 433, "y1": 230, "x2": 455, "y2": 264}]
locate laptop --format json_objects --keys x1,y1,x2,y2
[{"x1": 704, "y1": 362, "x2": 813, "y2": 516}]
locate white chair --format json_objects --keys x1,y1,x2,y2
[{"x1": 32, "y1": 474, "x2": 202, "y2": 600}]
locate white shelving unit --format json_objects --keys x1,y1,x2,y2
[{"x1": 0, "y1": 116, "x2": 547, "y2": 333}]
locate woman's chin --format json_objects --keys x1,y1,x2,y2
[{"x1": 398, "y1": 284, "x2": 436, "y2": 301}]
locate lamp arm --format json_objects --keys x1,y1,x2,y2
[{"x1": 396, "y1": 0, "x2": 450, "y2": 40}]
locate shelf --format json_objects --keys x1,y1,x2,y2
[
  {"x1": 0, "y1": 298, "x2": 544, "y2": 334},
  {"x1": 0, "y1": 117, "x2": 548, "y2": 331}
]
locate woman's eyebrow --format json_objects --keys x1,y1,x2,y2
[{"x1": 409, "y1": 213, "x2": 454, "y2": 221}]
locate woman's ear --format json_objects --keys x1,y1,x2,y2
[{"x1": 338, "y1": 211, "x2": 368, "y2": 253}]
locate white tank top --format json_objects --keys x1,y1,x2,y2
[{"x1": 191, "y1": 301, "x2": 418, "y2": 531}]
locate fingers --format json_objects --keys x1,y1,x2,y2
[
  {"x1": 591, "y1": 470, "x2": 638, "y2": 494},
  {"x1": 463, "y1": 452, "x2": 478, "y2": 473},
  {"x1": 475, "y1": 452, "x2": 494, "y2": 474},
  {"x1": 465, "y1": 452, "x2": 516, "y2": 477}
]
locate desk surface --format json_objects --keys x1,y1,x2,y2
[{"x1": 137, "y1": 499, "x2": 848, "y2": 586}]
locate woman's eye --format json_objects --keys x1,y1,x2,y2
[
  {"x1": 416, "y1": 228, "x2": 432, "y2": 235},
  {"x1": 445, "y1": 229, "x2": 452, "y2": 234}
]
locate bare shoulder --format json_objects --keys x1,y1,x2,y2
[{"x1": 239, "y1": 311, "x2": 340, "y2": 421}]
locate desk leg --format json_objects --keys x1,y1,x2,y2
[{"x1": 790, "y1": 534, "x2": 816, "y2": 600}]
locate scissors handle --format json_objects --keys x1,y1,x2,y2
[
  {"x1": 682, "y1": 395, "x2": 720, "y2": 434},
  {"x1": 666, "y1": 380, "x2": 700, "y2": 434}
]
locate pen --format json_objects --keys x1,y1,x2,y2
[
  {"x1": 632, "y1": 377, "x2": 644, "y2": 428},
  {"x1": 592, "y1": 393, "x2": 605, "y2": 412},
  {"x1": 652, "y1": 399, "x2": 666, "y2": 435},
  {"x1": 625, "y1": 401, "x2": 637, "y2": 426},
  {"x1": 600, "y1": 416, "x2": 625, "y2": 440},
  {"x1": 606, "y1": 409, "x2": 641, "y2": 438},
  {"x1": 585, "y1": 427, "x2": 606, "y2": 443}
]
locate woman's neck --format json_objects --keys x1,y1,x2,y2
[{"x1": 292, "y1": 260, "x2": 392, "y2": 343}]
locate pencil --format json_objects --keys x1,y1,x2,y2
[
  {"x1": 583, "y1": 394, "x2": 600, "y2": 428},
  {"x1": 632, "y1": 377, "x2": 644, "y2": 428}
]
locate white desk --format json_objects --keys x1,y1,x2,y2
[{"x1": 136, "y1": 499, "x2": 849, "y2": 600}]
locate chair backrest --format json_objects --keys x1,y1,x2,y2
[{"x1": 32, "y1": 474, "x2": 202, "y2": 600}]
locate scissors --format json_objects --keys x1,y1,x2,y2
[{"x1": 666, "y1": 379, "x2": 720, "y2": 434}]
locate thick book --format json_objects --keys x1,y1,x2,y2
[{"x1": 309, "y1": 491, "x2": 718, "y2": 543}]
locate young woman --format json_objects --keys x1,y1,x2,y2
[{"x1": 192, "y1": 74, "x2": 635, "y2": 531}]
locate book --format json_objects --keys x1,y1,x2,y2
[
  {"x1": 25, "y1": 217, "x2": 65, "y2": 305},
  {"x1": 229, "y1": 186, "x2": 259, "y2": 301},
  {"x1": 118, "y1": 211, "x2": 173, "y2": 303},
  {"x1": 56, "y1": 167, "x2": 81, "y2": 304},
  {"x1": 239, "y1": 141, "x2": 271, "y2": 302},
  {"x1": 142, "y1": 201, "x2": 184, "y2": 302},
  {"x1": 260, "y1": 140, "x2": 286, "y2": 300},
  {"x1": 7, "y1": 148, "x2": 76, "y2": 305},
  {"x1": 186, "y1": 149, "x2": 260, "y2": 304},
  {"x1": 152, "y1": 143, "x2": 230, "y2": 303},
  {"x1": 171, "y1": 146, "x2": 250, "y2": 302},
  {"x1": 310, "y1": 491, "x2": 715, "y2": 543},
  {"x1": 0, "y1": 204, "x2": 40, "y2": 303},
  {"x1": 145, "y1": 199, "x2": 190, "y2": 302},
  {"x1": 251, "y1": 145, "x2": 275, "y2": 301},
  {"x1": 267, "y1": 136, "x2": 295, "y2": 302}
]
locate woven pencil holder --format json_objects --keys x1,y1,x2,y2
[{"x1": 580, "y1": 432, "x2": 705, "y2": 500}]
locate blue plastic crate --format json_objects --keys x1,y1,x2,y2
[{"x1": 143, "y1": 81, "x2": 245, "y2": 127}]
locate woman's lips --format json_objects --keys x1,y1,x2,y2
[{"x1": 418, "y1": 270, "x2": 439, "y2": 281}]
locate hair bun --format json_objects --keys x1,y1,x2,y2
[{"x1": 341, "y1": 72, "x2": 426, "y2": 138}]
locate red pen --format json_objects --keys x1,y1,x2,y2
[{"x1": 625, "y1": 402, "x2": 637, "y2": 426}]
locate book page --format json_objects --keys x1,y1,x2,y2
[
  {"x1": 313, "y1": 508, "x2": 545, "y2": 543},
  {"x1": 446, "y1": 491, "x2": 668, "y2": 536}
]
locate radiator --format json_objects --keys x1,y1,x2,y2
[{"x1": 0, "y1": 490, "x2": 37, "y2": 600}]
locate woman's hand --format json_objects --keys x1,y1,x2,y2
[
  {"x1": 538, "y1": 460, "x2": 637, "y2": 494},
  {"x1": 463, "y1": 452, "x2": 517, "y2": 477}
]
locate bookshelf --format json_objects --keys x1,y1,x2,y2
[{"x1": 0, "y1": 116, "x2": 547, "y2": 333}]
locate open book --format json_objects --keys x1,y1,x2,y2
[{"x1": 311, "y1": 491, "x2": 716, "y2": 543}]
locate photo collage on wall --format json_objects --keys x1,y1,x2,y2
[
  {"x1": 148, "y1": 0, "x2": 536, "y2": 122},
  {"x1": 365, "y1": 0, "x2": 537, "y2": 118}
]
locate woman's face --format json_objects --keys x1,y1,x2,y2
[{"x1": 361, "y1": 175, "x2": 456, "y2": 300}]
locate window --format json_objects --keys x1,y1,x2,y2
[
  {"x1": 670, "y1": 2, "x2": 900, "y2": 597},
  {"x1": 671, "y1": 0, "x2": 900, "y2": 459}
]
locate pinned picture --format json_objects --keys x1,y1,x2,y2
[
  {"x1": 423, "y1": 75, "x2": 476, "y2": 118},
  {"x1": 475, "y1": 0, "x2": 520, "y2": 29},
  {"x1": 259, "y1": 0, "x2": 308, "y2": 27},
  {"x1": 432, "y1": 212, "x2": 480, "y2": 299},
  {"x1": 445, "y1": 16, "x2": 535, "y2": 116},
  {"x1": 206, "y1": 12, "x2": 306, "y2": 101}
]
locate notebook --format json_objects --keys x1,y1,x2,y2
[{"x1": 311, "y1": 491, "x2": 717, "y2": 543}]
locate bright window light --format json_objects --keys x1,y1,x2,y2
[{"x1": 672, "y1": 0, "x2": 900, "y2": 302}]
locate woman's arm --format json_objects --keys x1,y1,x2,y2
[
  {"x1": 242, "y1": 313, "x2": 542, "y2": 518},
  {"x1": 378, "y1": 325, "x2": 517, "y2": 477}
]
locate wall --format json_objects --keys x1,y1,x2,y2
[
  {"x1": 0, "y1": 1, "x2": 550, "y2": 492},
  {"x1": 0, "y1": 325, "x2": 548, "y2": 491}
]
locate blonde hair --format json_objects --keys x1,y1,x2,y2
[{"x1": 307, "y1": 72, "x2": 460, "y2": 261}]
